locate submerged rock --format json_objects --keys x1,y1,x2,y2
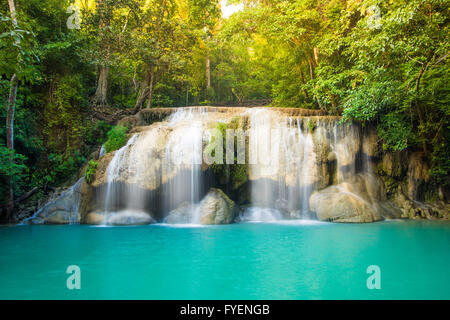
[
  {"x1": 86, "y1": 210, "x2": 153, "y2": 225},
  {"x1": 238, "y1": 207, "x2": 284, "y2": 222},
  {"x1": 309, "y1": 186, "x2": 383, "y2": 223},
  {"x1": 198, "y1": 188, "x2": 236, "y2": 224},
  {"x1": 289, "y1": 209, "x2": 317, "y2": 220}
]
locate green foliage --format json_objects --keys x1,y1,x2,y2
[
  {"x1": 46, "y1": 151, "x2": 85, "y2": 186},
  {"x1": 0, "y1": 147, "x2": 28, "y2": 204},
  {"x1": 85, "y1": 160, "x2": 99, "y2": 184},
  {"x1": 209, "y1": 122, "x2": 248, "y2": 190},
  {"x1": 44, "y1": 75, "x2": 86, "y2": 153},
  {"x1": 377, "y1": 113, "x2": 411, "y2": 152},
  {"x1": 104, "y1": 126, "x2": 128, "y2": 153},
  {"x1": 308, "y1": 121, "x2": 315, "y2": 134},
  {"x1": 0, "y1": 14, "x2": 40, "y2": 82},
  {"x1": 83, "y1": 121, "x2": 112, "y2": 147}
]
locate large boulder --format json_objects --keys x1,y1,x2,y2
[
  {"x1": 309, "y1": 186, "x2": 383, "y2": 223},
  {"x1": 198, "y1": 188, "x2": 236, "y2": 224},
  {"x1": 164, "y1": 202, "x2": 195, "y2": 224}
]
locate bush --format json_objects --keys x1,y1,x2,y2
[
  {"x1": 104, "y1": 126, "x2": 128, "y2": 153},
  {"x1": 0, "y1": 147, "x2": 28, "y2": 205},
  {"x1": 46, "y1": 151, "x2": 85, "y2": 186},
  {"x1": 85, "y1": 160, "x2": 98, "y2": 184},
  {"x1": 83, "y1": 120, "x2": 112, "y2": 146}
]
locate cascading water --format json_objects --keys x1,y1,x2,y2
[
  {"x1": 94, "y1": 106, "x2": 387, "y2": 225},
  {"x1": 245, "y1": 109, "x2": 319, "y2": 220},
  {"x1": 163, "y1": 109, "x2": 204, "y2": 215},
  {"x1": 104, "y1": 134, "x2": 138, "y2": 213},
  {"x1": 100, "y1": 107, "x2": 213, "y2": 224}
]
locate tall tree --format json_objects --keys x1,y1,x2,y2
[
  {"x1": 93, "y1": 0, "x2": 109, "y2": 104},
  {"x1": 187, "y1": 0, "x2": 220, "y2": 96},
  {"x1": 5, "y1": 0, "x2": 20, "y2": 220},
  {"x1": 132, "y1": 0, "x2": 190, "y2": 110}
]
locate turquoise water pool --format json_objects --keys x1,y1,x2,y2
[{"x1": 0, "y1": 220, "x2": 449, "y2": 299}]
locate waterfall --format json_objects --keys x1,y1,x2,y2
[
  {"x1": 104, "y1": 134, "x2": 138, "y2": 212},
  {"x1": 96, "y1": 106, "x2": 386, "y2": 224},
  {"x1": 99, "y1": 145, "x2": 106, "y2": 159},
  {"x1": 298, "y1": 118, "x2": 316, "y2": 216},
  {"x1": 163, "y1": 109, "x2": 204, "y2": 213},
  {"x1": 101, "y1": 108, "x2": 210, "y2": 223},
  {"x1": 246, "y1": 108, "x2": 318, "y2": 219}
]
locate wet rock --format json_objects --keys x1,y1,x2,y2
[
  {"x1": 85, "y1": 212, "x2": 105, "y2": 225},
  {"x1": 406, "y1": 152, "x2": 430, "y2": 200},
  {"x1": 165, "y1": 202, "x2": 194, "y2": 224},
  {"x1": 362, "y1": 126, "x2": 379, "y2": 158},
  {"x1": 381, "y1": 152, "x2": 406, "y2": 178},
  {"x1": 86, "y1": 210, "x2": 153, "y2": 225},
  {"x1": 309, "y1": 186, "x2": 383, "y2": 223},
  {"x1": 392, "y1": 191, "x2": 449, "y2": 220},
  {"x1": 25, "y1": 178, "x2": 88, "y2": 224},
  {"x1": 274, "y1": 198, "x2": 291, "y2": 218},
  {"x1": 199, "y1": 188, "x2": 236, "y2": 224}
]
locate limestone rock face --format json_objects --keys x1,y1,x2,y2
[
  {"x1": 381, "y1": 152, "x2": 407, "y2": 178},
  {"x1": 90, "y1": 127, "x2": 172, "y2": 191},
  {"x1": 91, "y1": 151, "x2": 116, "y2": 187},
  {"x1": 406, "y1": 152, "x2": 430, "y2": 200},
  {"x1": 25, "y1": 178, "x2": 89, "y2": 224},
  {"x1": 362, "y1": 126, "x2": 379, "y2": 157},
  {"x1": 310, "y1": 186, "x2": 383, "y2": 223},
  {"x1": 199, "y1": 188, "x2": 236, "y2": 224}
]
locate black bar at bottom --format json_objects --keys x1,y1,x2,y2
[{"x1": 0, "y1": 300, "x2": 446, "y2": 318}]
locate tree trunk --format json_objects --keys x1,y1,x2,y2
[
  {"x1": 94, "y1": 65, "x2": 109, "y2": 104},
  {"x1": 8, "y1": 0, "x2": 17, "y2": 25},
  {"x1": 135, "y1": 65, "x2": 155, "y2": 110},
  {"x1": 313, "y1": 47, "x2": 319, "y2": 65},
  {"x1": 299, "y1": 67, "x2": 309, "y2": 99},
  {"x1": 146, "y1": 66, "x2": 155, "y2": 109},
  {"x1": 206, "y1": 56, "x2": 211, "y2": 89},
  {"x1": 5, "y1": 0, "x2": 18, "y2": 222},
  {"x1": 94, "y1": 0, "x2": 109, "y2": 105},
  {"x1": 308, "y1": 58, "x2": 324, "y2": 110},
  {"x1": 6, "y1": 75, "x2": 18, "y2": 151},
  {"x1": 5, "y1": 74, "x2": 19, "y2": 221},
  {"x1": 308, "y1": 58, "x2": 315, "y2": 80},
  {"x1": 415, "y1": 61, "x2": 430, "y2": 156},
  {"x1": 135, "y1": 68, "x2": 150, "y2": 110}
]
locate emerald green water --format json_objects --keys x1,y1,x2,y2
[{"x1": 0, "y1": 220, "x2": 449, "y2": 299}]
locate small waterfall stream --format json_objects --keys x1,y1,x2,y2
[
  {"x1": 22, "y1": 178, "x2": 84, "y2": 225},
  {"x1": 246, "y1": 109, "x2": 318, "y2": 219},
  {"x1": 163, "y1": 111, "x2": 204, "y2": 213}
]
